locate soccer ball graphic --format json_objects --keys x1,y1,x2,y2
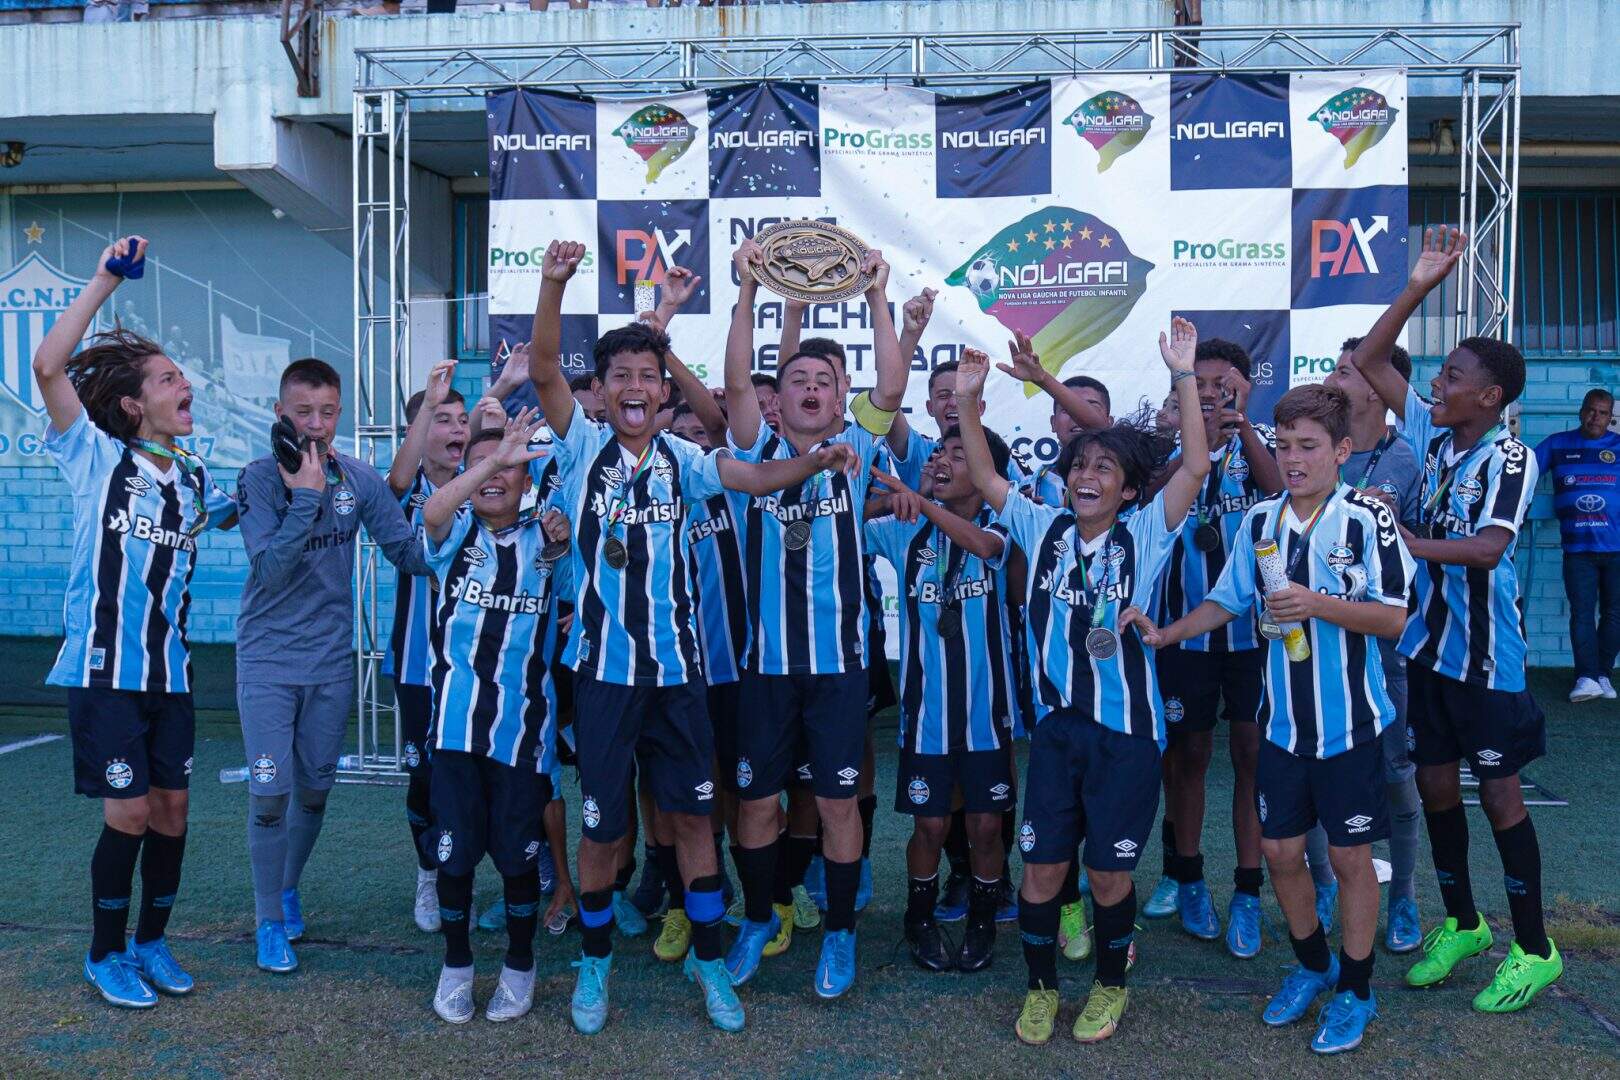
[{"x1": 965, "y1": 255, "x2": 999, "y2": 300}]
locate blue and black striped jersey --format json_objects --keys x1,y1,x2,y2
[
  {"x1": 865, "y1": 508, "x2": 1015, "y2": 754},
  {"x1": 687, "y1": 492, "x2": 748, "y2": 687},
  {"x1": 1158, "y1": 428, "x2": 1276, "y2": 653},
  {"x1": 551, "y1": 402, "x2": 725, "y2": 686},
  {"x1": 386, "y1": 469, "x2": 438, "y2": 688},
  {"x1": 1397, "y1": 387, "x2": 1536, "y2": 690},
  {"x1": 996, "y1": 487, "x2": 1178, "y2": 744},
  {"x1": 1207, "y1": 485, "x2": 1415, "y2": 758},
  {"x1": 734, "y1": 423, "x2": 884, "y2": 675},
  {"x1": 44, "y1": 412, "x2": 236, "y2": 693},
  {"x1": 426, "y1": 510, "x2": 558, "y2": 772}
]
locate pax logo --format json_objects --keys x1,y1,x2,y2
[
  {"x1": 1310, "y1": 215, "x2": 1388, "y2": 278},
  {"x1": 597, "y1": 200, "x2": 710, "y2": 314},
  {"x1": 1291, "y1": 185, "x2": 1407, "y2": 309}
]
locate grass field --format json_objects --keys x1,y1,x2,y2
[{"x1": 0, "y1": 658, "x2": 1616, "y2": 1078}]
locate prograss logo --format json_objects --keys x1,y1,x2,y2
[
  {"x1": 1312, "y1": 87, "x2": 1399, "y2": 168},
  {"x1": 1291, "y1": 353, "x2": 1336, "y2": 385},
  {"x1": 820, "y1": 125, "x2": 932, "y2": 155},
  {"x1": 947, "y1": 206, "x2": 1152, "y2": 396},
  {"x1": 1064, "y1": 92, "x2": 1153, "y2": 172},
  {"x1": 612, "y1": 104, "x2": 697, "y2": 182},
  {"x1": 1172, "y1": 237, "x2": 1287, "y2": 267}
]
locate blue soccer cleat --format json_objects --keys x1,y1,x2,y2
[
  {"x1": 1142, "y1": 875, "x2": 1179, "y2": 919},
  {"x1": 613, "y1": 890, "x2": 649, "y2": 937},
  {"x1": 281, "y1": 888, "x2": 305, "y2": 943},
  {"x1": 934, "y1": 872, "x2": 969, "y2": 923},
  {"x1": 685, "y1": 951, "x2": 745, "y2": 1032},
  {"x1": 1178, "y1": 881, "x2": 1220, "y2": 941},
  {"x1": 83, "y1": 950, "x2": 157, "y2": 1009},
  {"x1": 129, "y1": 937, "x2": 194, "y2": 995},
  {"x1": 1315, "y1": 880, "x2": 1339, "y2": 938},
  {"x1": 1226, "y1": 894, "x2": 1262, "y2": 959},
  {"x1": 725, "y1": 912, "x2": 780, "y2": 986},
  {"x1": 1386, "y1": 895, "x2": 1422, "y2": 954},
  {"x1": 815, "y1": 929, "x2": 857, "y2": 999},
  {"x1": 1311, "y1": 990, "x2": 1377, "y2": 1054},
  {"x1": 478, "y1": 898, "x2": 506, "y2": 932},
  {"x1": 1264, "y1": 954, "x2": 1339, "y2": 1026},
  {"x1": 995, "y1": 877, "x2": 1019, "y2": 923},
  {"x1": 1078, "y1": 869, "x2": 1091, "y2": 898},
  {"x1": 255, "y1": 919, "x2": 297, "y2": 973},
  {"x1": 805, "y1": 855, "x2": 828, "y2": 911},
  {"x1": 855, "y1": 858, "x2": 873, "y2": 913},
  {"x1": 570, "y1": 954, "x2": 612, "y2": 1035}
]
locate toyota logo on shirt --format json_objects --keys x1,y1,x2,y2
[{"x1": 1576, "y1": 493, "x2": 1607, "y2": 513}]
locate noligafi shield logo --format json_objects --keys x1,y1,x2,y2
[
  {"x1": 1312, "y1": 87, "x2": 1399, "y2": 168},
  {"x1": 1064, "y1": 91, "x2": 1153, "y2": 172},
  {"x1": 612, "y1": 103, "x2": 697, "y2": 182}
]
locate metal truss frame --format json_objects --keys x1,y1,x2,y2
[{"x1": 346, "y1": 22, "x2": 1519, "y2": 779}]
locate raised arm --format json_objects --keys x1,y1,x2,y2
[
  {"x1": 723, "y1": 238, "x2": 766, "y2": 448},
  {"x1": 864, "y1": 249, "x2": 906, "y2": 413},
  {"x1": 1214, "y1": 366, "x2": 1283, "y2": 496},
  {"x1": 883, "y1": 288, "x2": 938, "y2": 455},
  {"x1": 1400, "y1": 522, "x2": 1514, "y2": 571},
  {"x1": 872, "y1": 467, "x2": 1004, "y2": 560},
  {"x1": 716, "y1": 441, "x2": 860, "y2": 498},
  {"x1": 529, "y1": 241, "x2": 587, "y2": 440},
  {"x1": 952, "y1": 348, "x2": 1009, "y2": 513},
  {"x1": 1263, "y1": 583, "x2": 1407, "y2": 640},
  {"x1": 779, "y1": 299, "x2": 806, "y2": 368},
  {"x1": 647, "y1": 267, "x2": 728, "y2": 446},
  {"x1": 1351, "y1": 226, "x2": 1465, "y2": 414},
  {"x1": 996, "y1": 331, "x2": 1111, "y2": 434},
  {"x1": 422, "y1": 409, "x2": 545, "y2": 541},
  {"x1": 1156, "y1": 317, "x2": 1211, "y2": 525},
  {"x1": 33, "y1": 237, "x2": 144, "y2": 434},
  {"x1": 387, "y1": 359, "x2": 457, "y2": 497}
]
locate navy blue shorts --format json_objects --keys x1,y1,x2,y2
[
  {"x1": 396, "y1": 682, "x2": 432, "y2": 775},
  {"x1": 69, "y1": 688, "x2": 195, "y2": 800},
  {"x1": 1018, "y1": 709, "x2": 1161, "y2": 872},
  {"x1": 894, "y1": 744, "x2": 1015, "y2": 817},
  {"x1": 1256, "y1": 738, "x2": 1389, "y2": 848},
  {"x1": 1406, "y1": 662, "x2": 1545, "y2": 777},
  {"x1": 1157, "y1": 645, "x2": 1265, "y2": 734},
  {"x1": 736, "y1": 668, "x2": 868, "y2": 800},
  {"x1": 572, "y1": 675, "x2": 715, "y2": 845},
  {"x1": 708, "y1": 679, "x2": 742, "y2": 791},
  {"x1": 427, "y1": 748, "x2": 549, "y2": 877}
]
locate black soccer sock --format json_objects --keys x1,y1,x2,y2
[
  {"x1": 1160, "y1": 817, "x2": 1177, "y2": 878},
  {"x1": 906, "y1": 874, "x2": 938, "y2": 926},
  {"x1": 969, "y1": 876, "x2": 1000, "y2": 928},
  {"x1": 1058, "y1": 859, "x2": 1082, "y2": 906},
  {"x1": 134, "y1": 828, "x2": 186, "y2": 945},
  {"x1": 824, "y1": 857, "x2": 861, "y2": 933},
  {"x1": 1425, "y1": 804, "x2": 1479, "y2": 929},
  {"x1": 784, "y1": 834, "x2": 817, "y2": 890},
  {"x1": 943, "y1": 810, "x2": 970, "y2": 876},
  {"x1": 1018, "y1": 895, "x2": 1060, "y2": 990},
  {"x1": 579, "y1": 889, "x2": 615, "y2": 959},
  {"x1": 90, "y1": 825, "x2": 144, "y2": 962},
  {"x1": 770, "y1": 831, "x2": 796, "y2": 906},
  {"x1": 736, "y1": 840, "x2": 779, "y2": 925},
  {"x1": 686, "y1": 874, "x2": 726, "y2": 961},
  {"x1": 1290, "y1": 923, "x2": 1332, "y2": 974},
  {"x1": 1336, "y1": 947, "x2": 1374, "y2": 1000},
  {"x1": 502, "y1": 870, "x2": 540, "y2": 972},
  {"x1": 729, "y1": 843, "x2": 746, "y2": 887},
  {"x1": 614, "y1": 855, "x2": 637, "y2": 894},
  {"x1": 654, "y1": 844, "x2": 685, "y2": 908},
  {"x1": 405, "y1": 773, "x2": 434, "y2": 872},
  {"x1": 437, "y1": 870, "x2": 475, "y2": 968},
  {"x1": 858, "y1": 795, "x2": 878, "y2": 861},
  {"x1": 1233, "y1": 865, "x2": 1263, "y2": 899},
  {"x1": 1174, "y1": 851, "x2": 1205, "y2": 886},
  {"x1": 1492, "y1": 816, "x2": 1549, "y2": 957},
  {"x1": 1093, "y1": 887, "x2": 1138, "y2": 988}
]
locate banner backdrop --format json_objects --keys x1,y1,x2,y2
[{"x1": 487, "y1": 72, "x2": 1408, "y2": 472}]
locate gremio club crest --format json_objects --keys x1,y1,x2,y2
[{"x1": 0, "y1": 253, "x2": 90, "y2": 416}]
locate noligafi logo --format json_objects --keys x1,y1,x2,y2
[
  {"x1": 709, "y1": 128, "x2": 816, "y2": 150},
  {"x1": 1172, "y1": 238, "x2": 1287, "y2": 265},
  {"x1": 491, "y1": 132, "x2": 592, "y2": 153},
  {"x1": 940, "y1": 126, "x2": 1047, "y2": 150}
]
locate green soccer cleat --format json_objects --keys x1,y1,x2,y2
[
  {"x1": 763, "y1": 902, "x2": 795, "y2": 958},
  {"x1": 1406, "y1": 915, "x2": 1493, "y2": 988},
  {"x1": 1472, "y1": 940, "x2": 1563, "y2": 1013},
  {"x1": 792, "y1": 884, "x2": 822, "y2": 930},
  {"x1": 1058, "y1": 900, "x2": 1091, "y2": 961},
  {"x1": 1072, "y1": 981, "x2": 1128, "y2": 1043},
  {"x1": 1015, "y1": 986, "x2": 1060, "y2": 1046},
  {"x1": 654, "y1": 909, "x2": 691, "y2": 963}
]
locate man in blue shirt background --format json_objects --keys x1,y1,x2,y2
[{"x1": 1533, "y1": 389, "x2": 1620, "y2": 703}]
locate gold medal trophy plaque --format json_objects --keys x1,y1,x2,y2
[{"x1": 749, "y1": 220, "x2": 874, "y2": 304}]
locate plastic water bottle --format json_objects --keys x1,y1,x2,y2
[
  {"x1": 1255, "y1": 539, "x2": 1311, "y2": 662},
  {"x1": 219, "y1": 766, "x2": 249, "y2": 784},
  {"x1": 337, "y1": 754, "x2": 367, "y2": 771}
]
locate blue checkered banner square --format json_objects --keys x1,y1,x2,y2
[{"x1": 487, "y1": 71, "x2": 1407, "y2": 471}]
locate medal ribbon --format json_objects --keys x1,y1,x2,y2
[
  {"x1": 1197, "y1": 436, "x2": 1240, "y2": 526},
  {"x1": 490, "y1": 508, "x2": 539, "y2": 541},
  {"x1": 1071, "y1": 523, "x2": 1118, "y2": 631},
  {"x1": 1421, "y1": 423, "x2": 1503, "y2": 524},
  {"x1": 1347, "y1": 433, "x2": 1395, "y2": 491},
  {"x1": 932, "y1": 527, "x2": 969, "y2": 617},
  {"x1": 130, "y1": 438, "x2": 209, "y2": 537},
  {"x1": 1271, "y1": 489, "x2": 1336, "y2": 581},
  {"x1": 605, "y1": 440, "x2": 658, "y2": 537}
]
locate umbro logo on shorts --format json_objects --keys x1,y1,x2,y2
[
  {"x1": 836, "y1": 767, "x2": 858, "y2": 785},
  {"x1": 1113, "y1": 839, "x2": 1138, "y2": 856},
  {"x1": 1345, "y1": 814, "x2": 1373, "y2": 834},
  {"x1": 1476, "y1": 749, "x2": 1503, "y2": 765},
  {"x1": 990, "y1": 783, "x2": 1010, "y2": 801},
  {"x1": 695, "y1": 781, "x2": 715, "y2": 800},
  {"x1": 524, "y1": 840, "x2": 540, "y2": 859}
]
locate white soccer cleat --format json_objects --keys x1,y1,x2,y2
[
  {"x1": 1569, "y1": 676, "x2": 1604, "y2": 703},
  {"x1": 433, "y1": 964, "x2": 475, "y2": 1024},
  {"x1": 1600, "y1": 676, "x2": 1617, "y2": 700},
  {"x1": 415, "y1": 869, "x2": 441, "y2": 933},
  {"x1": 484, "y1": 964, "x2": 536, "y2": 1023}
]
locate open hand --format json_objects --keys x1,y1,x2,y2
[
  {"x1": 1159, "y1": 315, "x2": 1198, "y2": 373},
  {"x1": 1409, "y1": 225, "x2": 1466, "y2": 295},
  {"x1": 812, "y1": 442, "x2": 861, "y2": 480},
  {"x1": 1119, "y1": 605, "x2": 1166, "y2": 646},
  {"x1": 996, "y1": 331, "x2": 1043, "y2": 384},
  {"x1": 493, "y1": 407, "x2": 548, "y2": 468},
  {"x1": 957, "y1": 347, "x2": 990, "y2": 400},
  {"x1": 423, "y1": 359, "x2": 458, "y2": 409},
  {"x1": 659, "y1": 265, "x2": 702, "y2": 311}
]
